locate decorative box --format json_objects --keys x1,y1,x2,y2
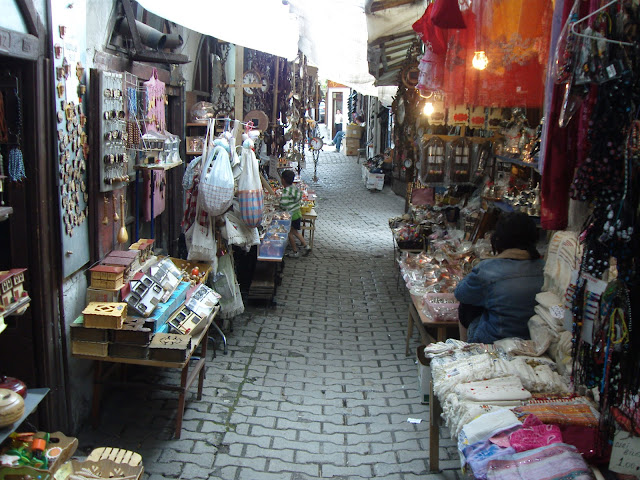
[
  {"x1": 167, "y1": 305, "x2": 203, "y2": 335},
  {"x1": 111, "y1": 317, "x2": 152, "y2": 345},
  {"x1": 82, "y1": 302, "x2": 127, "y2": 329},
  {"x1": 149, "y1": 333, "x2": 191, "y2": 362},
  {"x1": 125, "y1": 275, "x2": 164, "y2": 317},
  {"x1": 129, "y1": 238, "x2": 155, "y2": 263},
  {"x1": 89, "y1": 265, "x2": 125, "y2": 290},
  {"x1": 148, "y1": 257, "x2": 182, "y2": 302},
  {"x1": 140, "y1": 281, "x2": 190, "y2": 333},
  {"x1": 101, "y1": 252, "x2": 137, "y2": 282},
  {"x1": 185, "y1": 283, "x2": 220, "y2": 319},
  {"x1": 70, "y1": 316, "x2": 109, "y2": 342}
]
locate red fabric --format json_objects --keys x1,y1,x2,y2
[
  {"x1": 540, "y1": 0, "x2": 592, "y2": 229},
  {"x1": 431, "y1": 0, "x2": 466, "y2": 29},
  {"x1": 412, "y1": 4, "x2": 448, "y2": 54}
]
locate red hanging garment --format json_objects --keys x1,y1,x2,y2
[
  {"x1": 431, "y1": 0, "x2": 466, "y2": 29},
  {"x1": 412, "y1": 3, "x2": 448, "y2": 54}
]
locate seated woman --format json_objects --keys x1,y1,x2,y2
[{"x1": 454, "y1": 212, "x2": 544, "y2": 344}]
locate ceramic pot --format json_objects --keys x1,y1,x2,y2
[
  {"x1": 0, "y1": 388, "x2": 25, "y2": 427},
  {"x1": 0, "y1": 375, "x2": 27, "y2": 398}
]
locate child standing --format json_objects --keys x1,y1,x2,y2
[{"x1": 279, "y1": 170, "x2": 311, "y2": 258}]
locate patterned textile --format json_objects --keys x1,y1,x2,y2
[
  {"x1": 512, "y1": 403, "x2": 598, "y2": 428},
  {"x1": 464, "y1": 441, "x2": 515, "y2": 480},
  {"x1": 486, "y1": 443, "x2": 593, "y2": 480},
  {"x1": 508, "y1": 414, "x2": 563, "y2": 452},
  {"x1": 279, "y1": 186, "x2": 303, "y2": 220},
  {"x1": 182, "y1": 174, "x2": 209, "y2": 231}
]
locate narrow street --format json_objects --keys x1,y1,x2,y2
[{"x1": 78, "y1": 147, "x2": 460, "y2": 480}]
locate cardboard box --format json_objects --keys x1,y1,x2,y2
[
  {"x1": 345, "y1": 124, "x2": 364, "y2": 138},
  {"x1": 344, "y1": 138, "x2": 360, "y2": 148},
  {"x1": 345, "y1": 146, "x2": 359, "y2": 156},
  {"x1": 86, "y1": 286, "x2": 124, "y2": 304},
  {"x1": 139, "y1": 281, "x2": 190, "y2": 333},
  {"x1": 417, "y1": 345, "x2": 430, "y2": 404}
]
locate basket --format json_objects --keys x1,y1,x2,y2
[{"x1": 168, "y1": 257, "x2": 212, "y2": 284}]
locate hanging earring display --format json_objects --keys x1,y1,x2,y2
[{"x1": 8, "y1": 82, "x2": 26, "y2": 182}]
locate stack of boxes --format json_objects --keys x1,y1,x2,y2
[{"x1": 344, "y1": 124, "x2": 364, "y2": 156}]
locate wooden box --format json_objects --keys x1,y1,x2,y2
[
  {"x1": 111, "y1": 317, "x2": 153, "y2": 345},
  {"x1": 86, "y1": 286, "x2": 124, "y2": 304},
  {"x1": 71, "y1": 340, "x2": 109, "y2": 357},
  {"x1": 149, "y1": 333, "x2": 191, "y2": 362},
  {"x1": 0, "y1": 432, "x2": 78, "y2": 478},
  {"x1": 169, "y1": 257, "x2": 212, "y2": 284},
  {"x1": 129, "y1": 238, "x2": 155, "y2": 262},
  {"x1": 108, "y1": 342, "x2": 149, "y2": 360},
  {"x1": 90, "y1": 265, "x2": 125, "y2": 290},
  {"x1": 70, "y1": 316, "x2": 109, "y2": 342},
  {"x1": 82, "y1": 302, "x2": 127, "y2": 329},
  {"x1": 102, "y1": 252, "x2": 137, "y2": 282},
  {"x1": 106, "y1": 249, "x2": 140, "y2": 271}
]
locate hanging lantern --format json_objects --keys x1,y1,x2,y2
[
  {"x1": 423, "y1": 102, "x2": 435, "y2": 116},
  {"x1": 472, "y1": 51, "x2": 489, "y2": 70}
]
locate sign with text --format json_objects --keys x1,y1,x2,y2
[{"x1": 609, "y1": 430, "x2": 640, "y2": 475}]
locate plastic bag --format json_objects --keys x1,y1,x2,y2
[
  {"x1": 214, "y1": 252, "x2": 244, "y2": 319},
  {"x1": 237, "y1": 139, "x2": 264, "y2": 227},
  {"x1": 198, "y1": 145, "x2": 234, "y2": 217}
]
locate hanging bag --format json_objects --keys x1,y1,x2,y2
[
  {"x1": 237, "y1": 140, "x2": 264, "y2": 227},
  {"x1": 198, "y1": 143, "x2": 234, "y2": 217},
  {"x1": 186, "y1": 205, "x2": 218, "y2": 268}
]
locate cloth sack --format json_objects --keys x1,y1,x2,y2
[
  {"x1": 417, "y1": 50, "x2": 446, "y2": 92},
  {"x1": 237, "y1": 140, "x2": 264, "y2": 227},
  {"x1": 222, "y1": 209, "x2": 260, "y2": 249},
  {"x1": 431, "y1": 0, "x2": 466, "y2": 29}
]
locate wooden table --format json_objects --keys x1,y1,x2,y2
[
  {"x1": 301, "y1": 208, "x2": 317, "y2": 248},
  {"x1": 405, "y1": 294, "x2": 459, "y2": 356},
  {"x1": 73, "y1": 308, "x2": 218, "y2": 439}
]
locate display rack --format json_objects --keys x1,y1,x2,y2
[{"x1": 0, "y1": 388, "x2": 49, "y2": 444}]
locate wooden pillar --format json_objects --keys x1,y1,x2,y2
[
  {"x1": 234, "y1": 45, "x2": 244, "y2": 123},
  {"x1": 272, "y1": 57, "x2": 280, "y2": 125}
]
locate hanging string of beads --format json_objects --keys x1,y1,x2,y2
[{"x1": 8, "y1": 82, "x2": 26, "y2": 182}]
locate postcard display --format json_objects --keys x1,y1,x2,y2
[{"x1": 51, "y1": 0, "x2": 90, "y2": 277}]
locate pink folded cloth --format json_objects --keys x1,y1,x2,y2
[{"x1": 508, "y1": 414, "x2": 563, "y2": 452}]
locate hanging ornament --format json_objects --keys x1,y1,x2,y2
[{"x1": 8, "y1": 148, "x2": 26, "y2": 182}]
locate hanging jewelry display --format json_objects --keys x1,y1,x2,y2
[
  {"x1": 143, "y1": 68, "x2": 166, "y2": 133},
  {"x1": 7, "y1": 80, "x2": 26, "y2": 182},
  {"x1": 93, "y1": 70, "x2": 130, "y2": 192}
]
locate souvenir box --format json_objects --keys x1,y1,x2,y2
[
  {"x1": 0, "y1": 432, "x2": 78, "y2": 479},
  {"x1": 82, "y1": 302, "x2": 127, "y2": 329},
  {"x1": 125, "y1": 275, "x2": 164, "y2": 317},
  {"x1": 139, "y1": 281, "x2": 190, "y2": 333},
  {"x1": 89, "y1": 264, "x2": 125, "y2": 290},
  {"x1": 149, "y1": 333, "x2": 191, "y2": 362}
]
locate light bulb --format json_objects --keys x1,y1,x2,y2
[
  {"x1": 423, "y1": 102, "x2": 434, "y2": 116},
  {"x1": 472, "y1": 51, "x2": 489, "y2": 70}
]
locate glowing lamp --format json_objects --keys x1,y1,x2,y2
[
  {"x1": 472, "y1": 51, "x2": 489, "y2": 70},
  {"x1": 423, "y1": 102, "x2": 434, "y2": 116}
]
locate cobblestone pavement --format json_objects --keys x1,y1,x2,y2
[{"x1": 78, "y1": 147, "x2": 462, "y2": 479}]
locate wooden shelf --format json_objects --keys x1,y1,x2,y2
[
  {"x1": 134, "y1": 161, "x2": 183, "y2": 171},
  {"x1": 186, "y1": 122, "x2": 209, "y2": 127},
  {"x1": 0, "y1": 388, "x2": 49, "y2": 444},
  {"x1": 2, "y1": 296, "x2": 31, "y2": 317},
  {"x1": 494, "y1": 154, "x2": 539, "y2": 172},
  {"x1": 186, "y1": 151, "x2": 203, "y2": 156}
]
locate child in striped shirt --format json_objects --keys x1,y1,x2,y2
[{"x1": 279, "y1": 170, "x2": 311, "y2": 258}]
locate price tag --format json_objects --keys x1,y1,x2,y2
[
  {"x1": 606, "y1": 64, "x2": 617, "y2": 79},
  {"x1": 609, "y1": 430, "x2": 640, "y2": 475}
]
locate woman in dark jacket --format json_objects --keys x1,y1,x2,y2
[{"x1": 455, "y1": 212, "x2": 544, "y2": 344}]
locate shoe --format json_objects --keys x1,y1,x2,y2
[
  {"x1": 302, "y1": 245, "x2": 312, "y2": 256},
  {"x1": 286, "y1": 251, "x2": 300, "y2": 258},
  {"x1": 329, "y1": 141, "x2": 335, "y2": 146}
]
